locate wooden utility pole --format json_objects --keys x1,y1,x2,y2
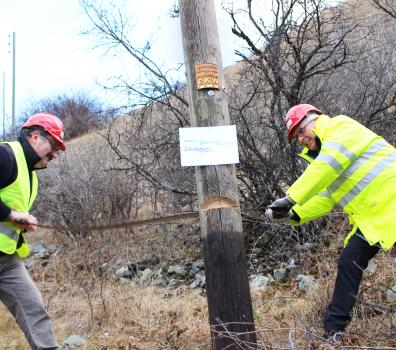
[
  {"x1": 2, "y1": 71, "x2": 5, "y2": 141},
  {"x1": 11, "y1": 32, "x2": 16, "y2": 140},
  {"x1": 178, "y1": 1, "x2": 257, "y2": 349}
]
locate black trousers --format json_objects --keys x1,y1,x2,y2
[{"x1": 323, "y1": 230, "x2": 380, "y2": 332}]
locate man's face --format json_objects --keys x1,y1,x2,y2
[
  {"x1": 293, "y1": 120, "x2": 318, "y2": 151},
  {"x1": 29, "y1": 131, "x2": 60, "y2": 169}
]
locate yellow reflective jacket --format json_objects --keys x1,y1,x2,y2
[
  {"x1": 0, "y1": 142, "x2": 38, "y2": 257},
  {"x1": 287, "y1": 114, "x2": 396, "y2": 250}
]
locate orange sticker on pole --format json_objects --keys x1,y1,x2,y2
[{"x1": 195, "y1": 63, "x2": 221, "y2": 90}]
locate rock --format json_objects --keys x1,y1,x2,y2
[
  {"x1": 24, "y1": 258, "x2": 34, "y2": 270},
  {"x1": 287, "y1": 258, "x2": 296, "y2": 266},
  {"x1": 273, "y1": 268, "x2": 286, "y2": 281},
  {"x1": 115, "y1": 266, "x2": 133, "y2": 279},
  {"x1": 168, "y1": 278, "x2": 178, "y2": 287},
  {"x1": 286, "y1": 261, "x2": 297, "y2": 271},
  {"x1": 249, "y1": 274, "x2": 270, "y2": 289},
  {"x1": 30, "y1": 243, "x2": 46, "y2": 254},
  {"x1": 139, "y1": 268, "x2": 152, "y2": 283},
  {"x1": 255, "y1": 265, "x2": 265, "y2": 273},
  {"x1": 158, "y1": 261, "x2": 169, "y2": 272},
  {"x1": 191, "y1": 259, "x2": 205, "y2": 273},
  {"x1": 190, "y1": 272, "x2": 206, "y2": 289},
  {"x1": 24, "y1": 256, "x2": 42, "y2": 269},
  {"x1": 168, "y1": 264, "x2": 187, "y2": 276},
  {"x1": 152, "y1": 268, "x2": 163, "y2": 278},
  {"x1": 296, "y1": 274, "x2": 316, "y2": 293},
  {"x1": 62, "y1": 335, "x2": 86, "y2": 348},
  {"x1": 365, "y1": 260, "x2": 378, "y2": 273},
  {"x1": 30, "y1": 243, "x2": 49, "y2": 258},
  {"x1": 266, "y1": 274, "x2": 275, "y2": 283},
  {"x1": 386, "y1": 284, "x2": 396, "y2": 302},
  {"x1": 47, "y1": 244, "x2": 60, "y2": 255}
]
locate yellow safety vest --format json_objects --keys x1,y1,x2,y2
[
  {"x1": 0, "y1": 142, "x2": 38, "y2": 257},
  {"x1": 287, "y1": 114, "x2": 396, "y2": 250}
]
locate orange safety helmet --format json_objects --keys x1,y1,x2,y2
[
  {"x1": 284, "y1": 104, "x2": 322, "y2": 141},
  {"x1": 22, "y1": 112, "x2": 66, "y2": 151}
]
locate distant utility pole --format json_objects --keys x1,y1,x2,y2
[
  {"x1": 2, "y1": 71, "x2": 5, "y2": 140},
  {"x1": 178, "y1": 1, "x2": 257, "y2": 349},
  {"x1": 11, "y1": 32, "x2": 16, "y2": 140}
]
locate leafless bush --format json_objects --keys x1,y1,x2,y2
[
  {"x1": 20, "y1": 92, "x2": 113, "y2": 139},
  {"x1": 32, "y1": 131, "x2": 146, "y2": 240},
  {"x1": 371, "y1": 0, "x2": 396, "y2": 19},
  {"x1": 104, "y1": 104, "x2": 197, "y2": 215}
]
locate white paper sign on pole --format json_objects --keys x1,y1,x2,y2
[{"x1": 179, "y1": 125, "x2": 239, "y2": 166}]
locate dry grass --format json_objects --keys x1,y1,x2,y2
[
  {"x1": 0, "y1": 227, "x2": 394, "y2": 350},
  {"x1": 250, "y1": 249, "x2": 396, "y2": 349}
]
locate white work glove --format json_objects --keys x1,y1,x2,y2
[
  {"x1": 265, "y1": 196, "x2": 296, "y2": 222},
  {"x1": 265, "y1": 208, "x2": 294, "y2": 221},
  {"x1": 7, "y1": 210, "x2": 38, "y2": 231}
]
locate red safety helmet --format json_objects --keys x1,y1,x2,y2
[
  {"x1": 22, "y1": 112, "x2": 66, "y2": 151},
  {"x1": 284, "y1": 104, "x2": 322, "y2": 141}
]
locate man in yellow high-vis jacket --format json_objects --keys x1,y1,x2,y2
[
  {"x1": 0, "y1": 113, "x2": 65, "y2": 349},
  {"x1": 265, "y1": 104, "x2": 396, "y2": 342}
]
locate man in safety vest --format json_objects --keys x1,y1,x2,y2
[
  {"x1": 265, "y1": 104, "x2": 396, "y2": 342},
  {"x1": 0, "y1": 113, "x2": 65, "y2": 349}
]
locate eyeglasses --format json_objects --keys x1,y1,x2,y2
[
  {"x1": 293, "y1": 125, "x2": 306, "y2": 140},
  {"x1": 41, "y1": 133, "x2": 60, "y2": 153}
]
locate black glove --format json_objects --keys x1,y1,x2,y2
[{"x1": 268, "y1": 196, "x2": 295, "y2": 216}]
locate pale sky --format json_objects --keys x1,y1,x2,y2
[{"x1": 0, "y1": 0, "x2": 242, "y2": 120}]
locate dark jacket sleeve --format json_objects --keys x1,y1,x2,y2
[{"x1": 0, "y1": 144, "x2": 17, "y2": 221}]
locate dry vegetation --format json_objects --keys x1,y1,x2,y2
[{"x1": 0, "y1": 227, "x2": 394, "y2": 349}]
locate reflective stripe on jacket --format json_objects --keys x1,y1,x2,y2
[
  {"x1": 287, "y1": 114, "x2": 396, "y2": 250},
  {"x1": 0, "y1": 142, "x2": 38, "y2": 257}
]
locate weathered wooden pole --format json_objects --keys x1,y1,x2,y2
[
  {"x1": 178, "y1": 1, "x2": 257, "y2": 349},
  {"x1": 11, "y1": 32, "x2": 16, "y2": 140}
]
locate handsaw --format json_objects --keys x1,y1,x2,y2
[
  {"x1": 23, "y1": 211, "x2": 200, "y2": 232},
  {"x1": 20, "y1": 209, "x2": 268, "y2": 233}
]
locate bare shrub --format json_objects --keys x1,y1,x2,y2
[
  {"x1": 19, "y1": 92, "x2": 113, "y2": 139},
  {"x1": 32, "y1": 131, "x2": 145, "y2": 240}
]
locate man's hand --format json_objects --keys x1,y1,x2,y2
[
  {"x1": 265, "y1": 208, "x2": 294, "y2": 221},
  {"x1": 7, "y1": 210, "x2": 38, "y2": 231},
  {"x1": 268, "y1": 196, "x2": 295, "y2": 215},
  {"x1": 264, "y1": 196, "x2": 296, "y2": 222}
]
